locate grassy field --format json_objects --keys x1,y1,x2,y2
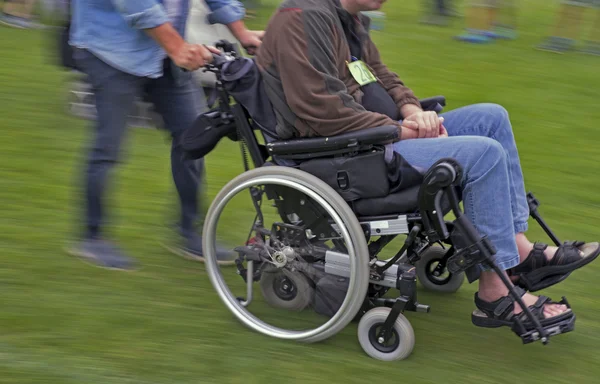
[{"x1": 1, "y1": 1, "x2": 600, "y2": 383}]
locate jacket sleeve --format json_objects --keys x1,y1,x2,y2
[
  {"x1": 111, "y1": 0, "x2": 170, "y2": 30},
  {"x1": 363, "y1": 38, "x2": 421, "y2": 117},
  {"x1": 205, "y1": 0, "x2": 245, "y2": 25},
  {"x1": 266, "y1": 8, "x2": 402, "y2": 137}
]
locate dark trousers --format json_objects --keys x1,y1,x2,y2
[{"x1": 74, "y1": 48, "x2": 206, "y2": 239}]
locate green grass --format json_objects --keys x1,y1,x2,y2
[{"x1": 1, "y1": 1, "x2": 600, "y2": 383}]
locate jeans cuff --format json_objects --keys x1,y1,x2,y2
[{"x1": 514, "y1": 221, "x2": 528, "y2": 234}]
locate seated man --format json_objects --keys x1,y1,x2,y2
[{"x1": 256, "y1": 0, "x2": 599, "y2": 331}]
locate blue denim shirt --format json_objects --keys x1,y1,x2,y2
[{"x1": 70, "y1": 0, "x2": 245, "y2": 78}]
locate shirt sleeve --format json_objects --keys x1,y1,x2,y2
[
  {"x1": 205, "y1": 0, "x2": 245, "y2": 25},
  {"x1": 261, "y1": 8, "x2": 402, "y2": 138},
  {"x1": 111, "y1": 0, "x2": 170, "y2": 30}
]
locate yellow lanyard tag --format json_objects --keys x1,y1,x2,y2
[{"x1": 347, "y1": 60, "x2": 377, "y2": 86}]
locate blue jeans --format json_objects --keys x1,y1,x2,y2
[
  {"x1": 393, "y1": 103, "x2": 528, "y2": 271},
  {"x1": 74, "y1": 48, "x2": 206, "y2": 239}
]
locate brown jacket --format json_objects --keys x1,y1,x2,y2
[{"x1": 256, "y1": 0, "x2": 421, "y2": 140}]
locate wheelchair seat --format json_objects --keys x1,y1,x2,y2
[
  {"x1": 266, "y1": 124, "x2": 423, "y2": 216},
  {"x1": 352, "y1": 184, "x2": 420, "y2": 216}
]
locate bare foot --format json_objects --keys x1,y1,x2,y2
[
  {"x1": 478, "y1": 271, "x2": 569, "y2": 318},
  {"x1": 478, "y1": 289, "x2": 568, "y2": 318},
  {"x1": 514, "y1": 292, "x2": 568, "y2": 318},
  {"x1": 515, "y1": 233, "x2": 583, "y2": 263}
]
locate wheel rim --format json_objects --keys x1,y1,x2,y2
[
  {"x1": 203, "y1": 174, "x2": 367, "y2": 342},
  {"x1": 425, "y1": 259, "x2": 452, "y2": 285},
  {"x1": 368, "y1": 323, "x2": 401, "y2": 353}
]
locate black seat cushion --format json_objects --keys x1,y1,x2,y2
[
  {"x1": 351, "y1": 185, "x2": 420, "y2": 216},
  {"x1": 351, "y1": 185, "x2": 463, "y2": 217}
]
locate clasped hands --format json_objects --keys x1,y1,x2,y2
[{"x1": 401, "y1": 110, "x2": 448, "y2": 140}]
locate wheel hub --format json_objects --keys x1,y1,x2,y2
[
  {"x1": 369, "y1": 324, "x2": 400, "y2": 353},
  {"x1": 273, "y1": 275, "x2": 297, "y2": 301},
  {"x1": 270, "y1": 246, "x2": 297, "y2": 268}
]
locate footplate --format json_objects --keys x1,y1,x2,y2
[
  {"x1": 518, "y1": 315, "x2": 576, "y2": 344},
  {"x1": 513, "y1": 297, "x2": 575, "y2": 345}
]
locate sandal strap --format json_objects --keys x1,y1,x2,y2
[
  {"x1": 513, "y1": 295, "x2": 552, "y2": 323},
  {"x1": 474, "y1": 286, "x2": 527, "y2": 320},
  {"x1": 474, "y1": 287, "x2": 556, "y2": 323},
  {"x1": 548, "y1": 241, "x2": 585, "y2": 267},
  {"x1": 509, "y1": 242, "x2": 548, "y2": 275}
]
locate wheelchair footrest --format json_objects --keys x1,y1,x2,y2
[{"x1": 517, "y1": 314, "x2": 576, "y2": 345}]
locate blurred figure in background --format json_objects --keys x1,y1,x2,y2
[
  {"x1": 66, "y1": 1, "x2": 263, "y2": 270},
  {"x1": 454, "y1": 0, "x2": 517, "y2": 43},
  {"x1": 420, "y1": 0, "x2": 460, "y2": 26},
  {"x1": 537, "y1": 0, "x2": 600, "y2": 55},
  {"x1": 583, "y1": 2, "x2": 600, "y2": 54},
  {"x1": 0, "y1": 0, "x2": 41, "y2": 28}
]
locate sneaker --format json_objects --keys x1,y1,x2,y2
[
  {"x1": 66, "y1": 238, "x2": 138, "y2": 271},
  {"x1": 536, "y1": 36, "x2": 575, "y2": 54},
  {"x1": 164, "y1": 228, "x2": 236, "y2": 266},
  {"x1": 0, "y1": 13, "x2": 26, "y2": 28}
]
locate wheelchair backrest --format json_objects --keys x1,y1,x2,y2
[{"x1": 213, "y1": 52, "x2": 279, "y2": 142}]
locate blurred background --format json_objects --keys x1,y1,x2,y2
[{"x1": 1, "y1": 0, "x2": 599, "y2": 383}]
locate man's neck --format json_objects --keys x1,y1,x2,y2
[{"x1": 339, "y1": 0, "x2": 360, "y2": 15}]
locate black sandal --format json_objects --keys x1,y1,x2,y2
[
  {"x1": 472, "y1": 287, "x2": 575, "y2": 341},
  {"x1": 508, "y1": 241, "x2": 600, "y2": 292}
]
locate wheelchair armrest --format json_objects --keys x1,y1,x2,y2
[
  {"x1": 419, "y1": 96, "x2": 446, "y2": 113},
  {"x1": 266, "y1": 125, "x2": 399, "y2": 159}
]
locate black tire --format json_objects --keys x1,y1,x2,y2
[
  {"x1": 416, "y1": 246, "x2": 464, "y2": 293},
  {"x1": 260, "y1": 269, "x2": 314, "y2": 311}
]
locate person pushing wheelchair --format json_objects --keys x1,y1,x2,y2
[{"x1": 255, "y1": 0, "x2": 600, "y2": 333}]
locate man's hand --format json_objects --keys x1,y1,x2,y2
[
  {"x1": 237, "y1": 30, "x2": 264, "y2": 55},
  {"x1": 402, "y1": 110, "x2": 444, "y2": 138},
  {"x1": 169, "y1": 43, "x2": 216, "y2": 71},
  {"x1": 145, "y1": 23, "x2": 218, "y2": 70},
  {"x1": 226, "y1": 20, "x2": 264, "y2": 55},
  {"x1": 400, "y1": 116, "x2": 448, "y2": 139},
  {"x1": 439, "y1": 121, "x2": 448, "y2": 138}
]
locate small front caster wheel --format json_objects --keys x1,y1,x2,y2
[
  {"x1": 416, "y1": 246, "x2": 464, "y2": 293},
  {"x1": 357, "y1": 307, "x2": 415, "y2": 361}
]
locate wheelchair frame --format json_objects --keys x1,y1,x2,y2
[{"x1": 197, "y1": 42, "x2": 575, "y2": 360}]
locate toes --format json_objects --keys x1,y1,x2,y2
[{"x1": 543, "y1": 304, "x2": 568, "y2": 318}]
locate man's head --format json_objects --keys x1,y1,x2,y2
[{"x1": 340, "y1": 0, "x2": 387, "y2": 14}]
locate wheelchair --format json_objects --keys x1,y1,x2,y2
[{"x1": 185, "y1": 41, "x2": 576, "y2": 361}]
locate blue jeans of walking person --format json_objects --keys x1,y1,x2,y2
[
  {"x1": 71, "y1": 49, "x2": 214, "y2": 268},
  {"x1": 393, "y1": 103, "x2": 528, "y2": 272},
  {"x1": 68, "y1": 0, "x2": 247, "y2": 269}
]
